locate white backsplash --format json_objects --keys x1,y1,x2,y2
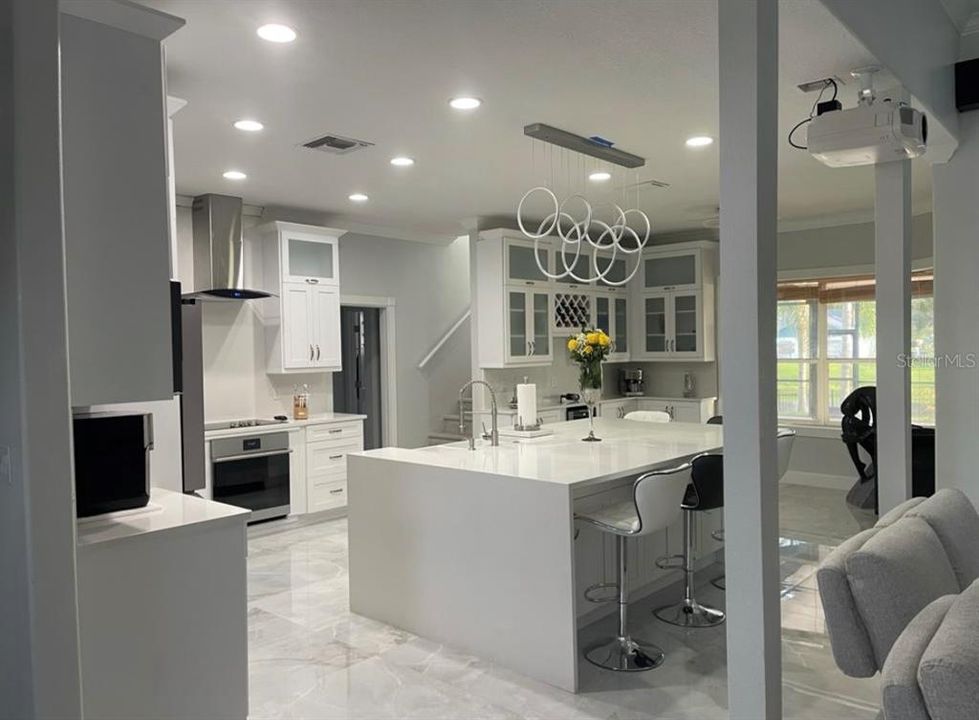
[
  {"x1": 200, "y1": 300, "x2": 333, "y2": 421},
  {"x1": 481, "y1": 354, "x2": 718, "y2": 409}
]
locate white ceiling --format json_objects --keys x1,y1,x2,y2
[{"x1": 146, "y1": 0, "x2": 935, "y2": 242}]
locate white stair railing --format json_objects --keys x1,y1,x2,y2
[{"x1": 417, "y1": 308, "x2": 471, "y2": 370}]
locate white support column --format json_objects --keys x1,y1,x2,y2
[
  {"x1": 718, "y1": 1, "x2": 781, "y2": 718},
  {"x1": 934, "y1": 113, "x2": 979, "y2": 507},
  {"x1": 874, "y1": 160, "x2": 913, "y2": 513}
]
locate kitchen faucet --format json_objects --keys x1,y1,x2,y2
[{"x1": 459, "y1": 380, "x2": 499, "y2": 450}]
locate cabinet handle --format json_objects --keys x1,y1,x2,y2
[
  {"x1": 310, "y1": 344, "x2": 315, "y2": 361},
  {"x1": 530, "y1": 339, "x2": 536, "y2": 355},
  {"x1": 329, "y1": 454, "x2": 344, "y2": 460},
  {"x1": 306, "y1": 278, "x2": 319, "y2": 284},
  {"x1": 329, "y1": 488, "x2": 344, "y2": 494},
  {"x1": 328, "y1": 428, "x2": 343, "y2": 434},
  {"x1": 525, "y1": 281, "x2": 535, "y2": 286},
  {"x1": 316, "y1": 344, "x2": 321, "y2": 360}
]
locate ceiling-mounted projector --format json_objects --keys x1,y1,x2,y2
[{"x1": 807, "y1": 99, "x2": 927, "y2": 167}]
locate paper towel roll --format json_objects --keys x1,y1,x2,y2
[{"x1": 516, "y1": 383, "x2": 537, "y2": 429}]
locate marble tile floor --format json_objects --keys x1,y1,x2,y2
[{"x1": 246, "y1": 487, "x2": 880, "y2": 719}]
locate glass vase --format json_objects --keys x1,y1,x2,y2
[{"x1": 579, "y1": 365, "x2": 602, "y2": 442}]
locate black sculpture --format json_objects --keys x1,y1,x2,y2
[{"x1": 839, "y1": 385, "x2": 936, "y2": 513}]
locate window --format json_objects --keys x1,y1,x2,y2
[{"x1": 776, "y1": 271, "x2": 934, "y2": 426}]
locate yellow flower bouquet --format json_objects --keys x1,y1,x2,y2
[{"x1": 568, "y1": 328, "x2": 611, "y2": 391}]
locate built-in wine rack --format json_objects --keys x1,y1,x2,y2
[{"x1": 553, "y1": 292, "x2": 592, "y2": 330}]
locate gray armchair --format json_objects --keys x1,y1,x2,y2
[{"x1": 816, "y1": 488, "x2": 979, "y2": 720}]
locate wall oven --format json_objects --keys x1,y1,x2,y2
[{"x1": 210, "y1": 431, "x2": 291, "y2": 523}]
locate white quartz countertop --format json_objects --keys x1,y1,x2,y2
[
  {"x1": 76, "y1": 488, "x2": 250, "y2": 548},
  {"x1": 204, "y1": 413, "x2": 367, "y2": 440},
  {"x1": 356, "y1": 418, "x2": 724, "y2": 487}
]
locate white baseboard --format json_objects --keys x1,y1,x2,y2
[{"x1": 781, "y1": 471, "x2": 854, "y2": 491}]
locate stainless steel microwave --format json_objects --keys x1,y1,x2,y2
[{"x1": 73, "y1": 411, "x2": 154, "y2": 518}]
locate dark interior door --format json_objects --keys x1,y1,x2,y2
[{"x1": 333, "y1": 307, "x2": 383, "y2": 449}]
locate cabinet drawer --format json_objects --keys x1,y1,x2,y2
[
  {"x1": 306, "y1": 421, "x2": 363, "y2": 443},
  {"x1": 539, "y1": 410, "x2": 563, "y2": 425},
  {"x1": 307, "y1": 441, "x2": 360, "y2": 476},
  {"x1": 308, "y1": 477, "x2": 347, "y2": 512}
]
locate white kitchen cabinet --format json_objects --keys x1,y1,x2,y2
[
  {"x1": 538, "y1": 409, "x2": 564, "y2": 425},
  {"x1": 277, "y1": 282, "x2": 341, "y2": 371},
  {"x1": 505, "y1": 289, "x2": 552, "y2": 364},
  {"x1": 635, "y1": 397, "x2": 717, "y2": 423},
  {"x1": 594, "y1": 293, "x2": 629, "y2": 361},
  {"x1": 505, "y1": 237, "x2": 553, "y2": 287},
  {"x1": 477, "y1": 230, "x2": 557, "y2": 368},
  {"x1": 554, "y1": 246, "x2": 594, "y2": 289},
  {"x1": 282, "y1": 283, "x2": 315, "y2": 369},
  {"x1": 306, "y1": 420, "x2": 364, "y2": 514},
  {"x1": 595, "y1": 251, "x2": 630, "y2": 292},
  {"x1": 638, "y1": 289, "x2": 715, "y2": 361},
  {"x1": 246, "y1": 222, "x2": 345, "y2": 374},
  {"x1": 634, "y1": 242, "x2": 717, "y2": 362},
  {"x1": 641, "y1": 247, "x2": 703, "y2": 292},
  {"x1": 60, "y1": 8, "x2": 183, "y2": 407},
  {"x1": 282, "y1": 229, "x2": 339, "y2": 285},
  {"x1": 598, "y1": 399, "x2": 637, "y2": 419}
]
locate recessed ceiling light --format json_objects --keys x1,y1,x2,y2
[
  {"x1": 233, "y1": 119, "x2": 264, "y2": 132},
  {"x1": 348, "y1": 193, "x2": 369, "y2": 202},
  {"x1": 685, "y1": 135, "x2": 714, "y2": 148},
  {"x1": 589, "y1": 171, "x2": 611, "y2": 182},
  {"x1": 449, "y1": 96, "x2": 482, "y2": 110},
  {"x1": 257, "y1": 24, "x2": 296, "y2": 43},
  {"x1": 390, "y1": 156, "x2": 415, "y2": 167},
  {"x1": 222, "y1": 170, "x2": 247, "y2": 180}
]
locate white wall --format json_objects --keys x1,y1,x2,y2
[
  {"x1": 337, "y1": 232, "x2": 471, "y2": 448},
  {"x1": 778, "y1": 213, "x2": 933, "y2": 275}
]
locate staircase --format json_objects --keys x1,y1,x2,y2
[{"x1": 427, "y1": 398, "x2": 472, "y2": 446}]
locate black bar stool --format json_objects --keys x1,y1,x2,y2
[{"x1": 654, "y1": 453, "x2": 726, "y2": 627}]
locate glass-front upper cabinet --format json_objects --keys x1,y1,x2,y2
[
  {"x1": 506, "y1": 290, "x2": 551, "y2": 364},
  {"x1": 555, "y1": 246, "x2": 593, "y2": 287},
  {"x1": 505, "y1": 238, "x2": 552, "y2": 286},
  {"x1": 644, "y1": 293, "x2": 669, "y2": 355},
  {"x1": 671, "y1": 292, "x2": 701, "y2": 356},
  {"x1": 507, "y1": 291, "x2": 529, "y2": 360},
  {"x1": 595, "y1": 294, "x2": 629, "y2": 361},
  {"x1": 595, "y1": 253, "x2": 629, "y2": 290},
  {"x1": 642, "y1": 248, "x2": 700, "y2": 292},
  {"x1": 613, "y1": 296, "x2": 628, "y2": 356},
  {"x1": 282, "y1": 230, "x2": 339, "y2": 285}
]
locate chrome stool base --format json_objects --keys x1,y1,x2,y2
[
  {"x1": 654, "y1": 599, "x2": 725, "y2": 628},
  {"x1": 584, "y1": 635, "x2": 665, "y2": 672}
]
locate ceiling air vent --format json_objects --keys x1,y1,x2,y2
[{"x1": 300, "y1": 132, "x2": 374, "y2": 155}]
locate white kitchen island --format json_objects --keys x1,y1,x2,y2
[{"x1": 347, "y1": 418, "x2": 724, "y2": 692}]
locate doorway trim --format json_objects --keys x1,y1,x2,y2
[{"x1": 340, "y1": 295, "x2": 397, "y2": 447}]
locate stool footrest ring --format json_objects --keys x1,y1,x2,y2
[
  {"x1": 583, "y1": 582, "x2": 620, "y2": 604},
  {"x1": 655, "y1": 554, "x2": 684, "y2": 570}
]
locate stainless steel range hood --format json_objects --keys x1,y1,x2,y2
[{"x1": 183, "y1": 193, "x2": 270, "y2": 301}]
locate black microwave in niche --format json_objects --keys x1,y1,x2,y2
[{"x1": 73, "y1": 411, "x2": 154, "y2": 518}]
